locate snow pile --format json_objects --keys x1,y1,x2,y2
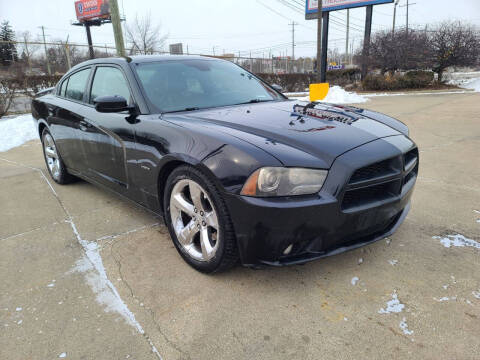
[
  {"x1": 433, "y1": 234, "x2": 480, "y2": 249},
  {"x1": 323, "y1": 86, "x2": 368, "y2": 104},
  {"x1": 292, "y1": 86, "x2": 368, "y2": 104},
  {"x1": 447, "y1": 72, "x2": 480, "y2": 92},
  {"x1": 0, "y1": 114, "x2": 37, "y2": 152},
  {"x1": 461, "y1": 78, "x2": 480, "y2": 92}
]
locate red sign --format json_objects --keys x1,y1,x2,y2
[{"x1": 75, "y1": 0, "x2": 110, "y2": 22}]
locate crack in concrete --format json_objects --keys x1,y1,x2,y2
[
  {"x1": 0, "y1": 157, "x2": 164, "y2": 360},
  {"x1": 0, "y1": 220, "x2": 65, "y2": 242},
  {"x1": 108, "y1": 235, "x2": 191, "y2": 360}
]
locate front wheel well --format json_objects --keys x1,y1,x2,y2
[
  {"x1": 38, "y1": 122, "x2": 47, "y2": 138},
  {"x1": 157, "y1": 160, "x2": 188, "y2": 212}
]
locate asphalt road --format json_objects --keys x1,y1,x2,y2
[{"x1": 1, "y1": 92, "x2": 479, "y2": 360}]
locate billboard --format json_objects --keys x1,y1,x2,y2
[
  {"x1": 306, "y1": 0, "x2": 393, "y2": 18},
  {"x1": 75, "y1": 0, "x2": 110, "y2": 22},
  {"x1": 169, "y1": 43, "x2": 184, "y2": 55}
]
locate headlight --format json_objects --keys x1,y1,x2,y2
[{"x1": 241, "y1": 167, "x2": 328, "y2": 197}]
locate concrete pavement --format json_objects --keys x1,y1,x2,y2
[{"x1": 1, "y1": 92, "x2": 479, "y2": 359}]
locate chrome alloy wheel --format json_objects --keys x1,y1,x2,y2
[
  {"x1": 169, "y1": 179, "x2": 220, "y2": 262},
  {"x1": 43, "y1": 133, "x2": 61, "y2": 180}
]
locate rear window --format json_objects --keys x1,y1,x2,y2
[{"x1": 65, "y1": 68, "x2": 91, "y2": 102}]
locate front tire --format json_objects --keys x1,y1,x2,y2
[
  {"x1": 41, "y1": 129, "x2": 76, "y2": 184},
  {"x1": 164, "y1": 165, "x2": 238, "y2": 273}
]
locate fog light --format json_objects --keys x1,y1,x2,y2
[{"x1": 283, "y1": 244, "x2": 293, "y2": 255}]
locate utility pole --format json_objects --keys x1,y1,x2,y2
[
  {"x1": 345, "y1": 9, "x2": 349, "y2": 65},
  {"x1": 400, "y1": 0, "x2": 416, "y2": 37},
  {"x1": 316, "y1": 0, "x2": 323, "y2": 82},
  {"x1": 40, "y1": 26, "x2": 51, "y2": 75},
  {"x1": 289, "y1": 21, "x2": 298, "y2": 60},
  {"x1": 110, "y1": 0, "x2": 125, "y2": 56},
  {"x1": 392, "y1": 0, "x2": 399, "y2": 35},
  {"x1": 64, "y1": 35, "x2": 72, "y2": 70}
]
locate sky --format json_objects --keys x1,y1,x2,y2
[{"x1": 1, "y1": 0, "x2": 479, "y2": 58}]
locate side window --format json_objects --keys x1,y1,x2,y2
[
  {"x1": 58, "y1": 78, "x2": 68, "y2": 97},
  {"x1": 65, "y1": 68, "x2": 91, "y2": 102},
  {"x1": 90, "y1": 67, "x2": 132, "y2": 104}
]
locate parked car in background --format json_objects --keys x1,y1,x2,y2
[{"x1": 31, "y1": 55, "x2": 418, "y2": 273}]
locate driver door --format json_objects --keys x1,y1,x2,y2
[{"x1": 74, "y1": 65, "x2": 136, "y2": 193}]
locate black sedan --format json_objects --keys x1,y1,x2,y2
[{"x1": 32, "y1": 55, "x2": 418, "y2": 273}]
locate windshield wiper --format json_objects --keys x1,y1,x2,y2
[
  {"x1": 162, "y1": 107, "x2": 200, "y2": 114},
  {"x1": 234, "y1": 99, "x2": 275, "y2": 105}
]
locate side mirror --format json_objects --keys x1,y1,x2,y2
[
  {"x1": 271, "y1": 84, "x2": 283, "y2": 93},
  {"x1": 94, "y1": 95, "x2": 133, "y2": 113}
]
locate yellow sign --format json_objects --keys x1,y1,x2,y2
[{"x1": 309, "y1": 83, "x2": 330, "y2": 101}]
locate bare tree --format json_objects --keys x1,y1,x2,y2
[
  {"x1": 0, "y1": 78, "x2": 18, "y2": 118},
  {"x1": 16, "y1": 31, "x2": 39, "y2": 72},
  {"x1": 366, "y1": 29, "x2": 432, "y2": 75},
  {"x1": 429, "y1": 21, "x2": 480, "y2": 82},
  {"x1": 126, "y1": 14, "x2": 168, "y2": 55}
]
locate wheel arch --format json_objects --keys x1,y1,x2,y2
[
  {"x1": 38, "y1": 120, "x2": 48, "y2": 138},
  {"x1": 156, "y1": 154, "x2": 225, "y2": 213}
]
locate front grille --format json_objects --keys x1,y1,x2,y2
[
  {"x1": 342, "y1": 148, "x2": 418, "y2": 211},
  {"x1": 342, "y1": 180, "x2": 401, "y2": 210},
  {"x1": 349, "y1": 157, "x2": 398, "y2": 184}
]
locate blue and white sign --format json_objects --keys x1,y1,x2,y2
[{"x1": 306, "y1": 0, "x2": 393, "y2": 18}]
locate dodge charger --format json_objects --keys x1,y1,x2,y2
[{"x1": 31, "y1": 55, "x2": 418, "y2": 273}]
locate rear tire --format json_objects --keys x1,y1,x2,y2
[
  {"x1": 164, "y1": 165, "x2": 239, "y2": 273},
  {"x1": 41, "y1": 128, "x2": 76, "y2": 185}
]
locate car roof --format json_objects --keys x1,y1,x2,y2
[{"x1": 69, "y1": 55, "x2": 224, "y2": 72}]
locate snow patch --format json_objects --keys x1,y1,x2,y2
[
  {"x1": 434, "y1": 296, "x2": 456, "y2": 302},
  {"x1": 378, "y1": 291, "x2": 405, "y2": 314},
  {"x1": 70, "y1": 239, "x2": 144, "y2": 333},
  {"x1": 433, "y1": 234, "x2": 480, "y2": 249},
  {"x1": 399, "y1": 317, "x2": 413, "y2": 335},
  {"x1": 447, "y1": 73, "x2": 480, "y2": 92},
  {"x1": 351, "y1": 276, "x2": 359, "y2": 286},
  {"x1": 0, "y1": 114, "x2": 38, "y2": 152}
]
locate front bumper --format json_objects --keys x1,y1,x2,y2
[{"x1": 223, "y1": 135, "x2": 418, "y2": 267}]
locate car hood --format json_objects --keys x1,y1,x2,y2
[{"x1": 165, "y1": 100, "x2": 403, "y2": 168}]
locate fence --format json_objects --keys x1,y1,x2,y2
[{"x1": 1, "y1": 39, "x2": 332, "y2": 75}]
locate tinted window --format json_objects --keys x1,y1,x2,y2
[
  {"x1": 134, "y1": 59, "x2": 282, "y2": 113},
  {"x1": 65, "y1": 68, "x2": 90, "y2": 101},
  {"x1": 58, "y1": 78, "x2": 68, "y2": 97},
  {"x1": 90, "y1": 66, "x2": 132, "y2": 104}
]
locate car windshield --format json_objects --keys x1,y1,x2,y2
[{"x1": 133, "y1": 59, "x2": 283, "y2": 113}]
